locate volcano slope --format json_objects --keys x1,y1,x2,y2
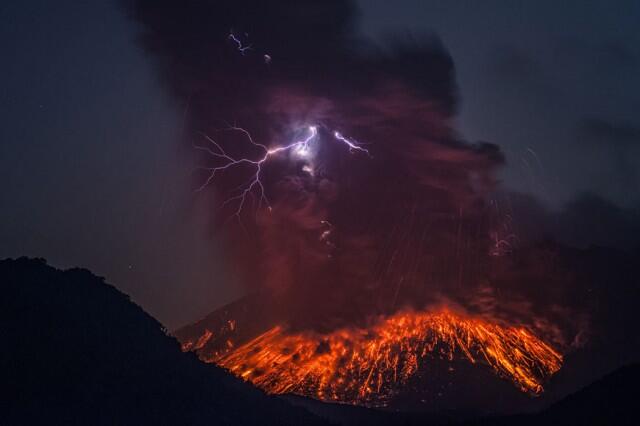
[
  {"x1": 0, "y1": 258, "x2": 328, "y2": 426},
  {"x1": 175, "y1": 242, "x2": 640, "y2": 417}
]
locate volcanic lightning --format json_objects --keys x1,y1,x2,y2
[
  {"x1": 333, "y1": 131, "x2": 371, "y2": 156},
  {"x1": 196, "y1": 125, "x2": 368, "y2": 216},
  {"x1": 228, "y1": 32, "x2": 251, "y2": 55},
  {"x1": 183, "y1": 308, "x2": 563, "y2": 406}
]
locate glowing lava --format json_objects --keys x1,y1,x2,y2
[{"x1": 185, "y1": 308, "x2": 562, "y2": 405}]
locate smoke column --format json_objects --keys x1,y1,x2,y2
[{"x1": 125, "y1": 1, "x2": 583, "y2": 344}]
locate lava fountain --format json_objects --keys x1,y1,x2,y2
[{"x1": 180, "y1": 308, "x2": 562, "y2": 406}]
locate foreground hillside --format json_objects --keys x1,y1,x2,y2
[
  {"x1": 0, "y1": 258, "x2": 328, "y2": 426},
  {"x1": 465, "y1": 363, "x2": 639, "y2": 426},
  {"x1": 278, "y1": 363, "x2": 639, "y2": 426},
  {"x1": 2, "y1": 257, "x2": 637, "y2": 426}
]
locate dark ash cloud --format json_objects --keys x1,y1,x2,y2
[
  {"x1": 122, "y1": 2, "x2": 637, "y2": 362},
  {"x1": 579, "y1": 118, "x2": 640, "y2": 146}
]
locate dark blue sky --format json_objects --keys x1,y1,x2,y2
[
  {"x1": 1, "y1": 1, "x2": 237, "y2": 328},
  {"x1": 361, "y1": 0, "x2": 640, "y2": 206},
  {"x1": 1, "y1": 0, "x2": 639, "y2": 328}
]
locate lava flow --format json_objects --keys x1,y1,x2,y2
[{"x1": 186, "y1": 308, "x2": 562, "y2": 406}]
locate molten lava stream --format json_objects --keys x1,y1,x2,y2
[{"x1": 201, "y1": 309, "x2": 562, "y2": 405}]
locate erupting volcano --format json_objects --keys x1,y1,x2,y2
[
  {"x1": 6, "y1": 0, "x2": 640, "y2": 424},
  {"x1": 132, "y1": 0, "x2": 576, "y2": 411},
  {"x1": 178, "y1": 307, "x2": 562, "y2": 406}
]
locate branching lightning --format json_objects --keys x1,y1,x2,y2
[
  {"x1": 333, "y1": 131, "x2": 371, "y2": 156},
  {"x1": 228, "y1": 31, "x2": 272, "y2": 64},
  {"x1": 228, "y1": 32, "x2": 251, "y2": 55},
  {"x1": 196, "y1": 125, "x2": 369, "y2": 217}
]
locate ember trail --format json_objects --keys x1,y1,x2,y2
[{"x1": 182, "y1": 309, "x2": 562, "y2": 405}]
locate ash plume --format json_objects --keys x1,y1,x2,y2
[{"x1": 123, "y1": 0, "x2": 582, "y2": 345}]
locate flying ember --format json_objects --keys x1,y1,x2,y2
[{"x1": 183, "y1": 308, "x2": 563, "y2": 406}]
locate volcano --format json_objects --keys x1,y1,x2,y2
[{"x1": 175, "y1": 295, "x2": 562, "y2": 411}]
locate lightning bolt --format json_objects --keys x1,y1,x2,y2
[
  {"x1": 228, "y1": 31, "x2": 273, "y2": 64},
  {"x1": 333, "y1": 131, "x2": 371, "y2": 156},
  {"x1": 228, "y1": 33, "x2": 251, "y2": 55},
  {"x1": 196, "y1": 125, "x2": 369, "y2": 218},
  {"x1": 196, "y1": 126, "x2": 317, "y2": 216}
]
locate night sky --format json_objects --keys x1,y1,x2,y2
[{"x1": 2, "y1": 0, "x2": 639, "y2": 329}]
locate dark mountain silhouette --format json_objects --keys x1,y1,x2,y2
[
  {"x1": 283, "y1": 363, "x2": 640, "y2": 426},
  {"x1": 465, "y1": 363, "x2": 640, "y2": 426},
  {"x1": 2, "y1": 256, "x2": 638, "y2": 426},
  {"x1": 0, "y1": 258, "x2": 328, "y2": 425},
  {"x1": 536, "y1": 363, "x2": 639, "y2": 425}
]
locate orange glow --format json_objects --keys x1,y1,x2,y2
[{"x1": 186, "y1": 309, "x2": 562, "y2": 405}]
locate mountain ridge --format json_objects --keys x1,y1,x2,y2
[
  {"x1": 1, "y1": 257, "x2": 329, "y2": 425},
  {"x1": 2, "y1": 256, "x2": 638, "y2": 425}
]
